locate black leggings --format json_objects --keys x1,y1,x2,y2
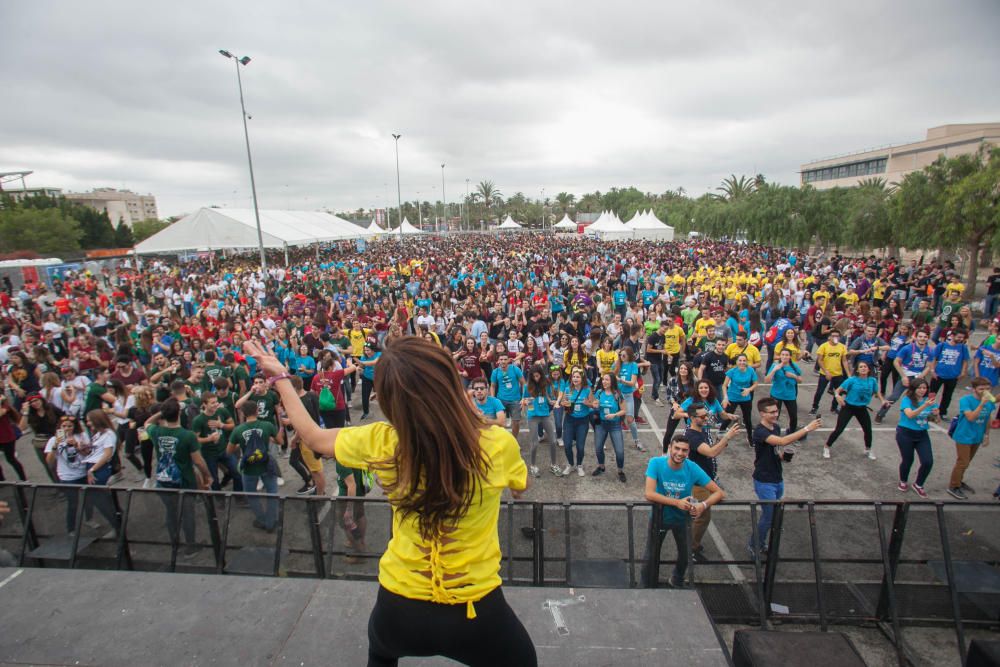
[
  {"x1": 730, "y1": 400, "x2": 753, "y2": 437},
  {"x1": 361, "y1": 377, "x2": 374, "y2": 415},
  {"x1": 775, "y1": 398, "x2": 798, "y2": 433},
  {"x1": 0, "y1": 441, "x2": 26, "y2": 481},
  {"x1": 288, "y1": 448, "x2": 312, "y2": 485},
  {"x1": 825, "y1": 404, "x2": 873, "y2": 449},
  {"x1": 880, "y1": 360, "x2": 900, "y2": 396},
  {"x1": 320, "y1": 409, "x2": 346, "y2": 428},
  {"x1": 367, "y1": 586, "x2": 536, "y2": 667}
]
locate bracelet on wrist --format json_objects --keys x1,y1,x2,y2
[{"x1": 267, "y1": 372, "x2": 294, "y2": 387}]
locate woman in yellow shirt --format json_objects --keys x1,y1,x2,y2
[{"x1": 244, "y1": 337, "x2": 536, "y2": 666}]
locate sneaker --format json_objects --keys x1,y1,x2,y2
[
  {"x1": 946, "y1": 486, "x2": 968, "y2": 500},
  {"x1": 618, "y1": 470, "x2": 627, "y2": 483},
  {"x1": 960, "y1": 482, "x2": 975, "y2": 494},
  {"x1": 654, "y1": 398, "x2": 665, "y2": 407},
  {"x1": 875, "y1": 413, "x2": 884, "y2": 425},
  {"x1": 562, "y1": 465, "x2": 573, "y2": 476},
  {"x1": 276, "y1": 477, "x2": 285, "y2": 487},
  {"x1": 866, "y1": 449, "x2": 877, "y2": 461},
  {"x1": 668, "y1": 576, "x2": 687, "y2": 589},
  {"x1": 691, "y1": 546, "x2": 707, "y2": 563},
  {"x1": 142, "y1": 478, "x2": 153, "y2": 489},
  {"x1": 822, "y1": 447, "x2": 831, "y2": 459},
  {"x1": 913, "y1": 484, "x2": 929, "y2": 499},
  {"x1": 257, "y1": 479, "x2": 264, "y2": 491},
  {"x1": 577, "y1": 465, "x2": 585, "y2": 477},
  {"x1": 529, "y1": 465, "x2": 540, "y2": 477},
  {"x1": 897, "y1": 481, "x2": 909, "y2": 492},
  {"x1": 635, "y1": 416, "x2": 648, "y2": 425},
  {"x1": 592, "y1": 467, "x2": 605, "y2": 477},
  {"x1": 296, "y1": 483, "x2": 317, "y2": 496},
  {"x1": 550, "y1": 465, "x2": 563, "y2": 477},
  {"x1": 808, "y1": 408, "x2": 818, "y2": 416},
  {"x1": 360, "y1": 413, "x2": 370, "y2": 421},
  {"x1": 635, "y1": 441, "x2": 647, "y2": 452}
]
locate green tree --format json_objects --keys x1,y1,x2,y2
[
  {"x1": 131, "y1": 218, "x2": 172, "y2": 243},
  {"x1": 473, "y1": 180, "x2": 502, "y2": 227},
  {"x1": 554, "y1": 192, "x2": 575, "y2": 214},
  {"x1": 714, "y1": 174, "x2": 756, "y2": 201},
  {"x1": 0, "y1": 208, "x2": 82, "y2": 255},
  {"x1": 114, "y1": 221, "x2": 135, "y2": 247}
]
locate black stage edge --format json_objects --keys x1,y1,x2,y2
[{"x1": 0, "y1": 567, "x2": 729, "y2": 666}]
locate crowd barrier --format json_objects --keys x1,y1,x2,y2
[{"x1": 0, "y1": 482, "x2": 997, "y2": 664}]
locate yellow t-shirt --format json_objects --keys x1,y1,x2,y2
[
  {"x1": 725, "y1": 342, "x2": 762, "y2": 367},
  {"x1": 817, "y1": 342, "x2": 847, "y2": 376},
  {"x1": 773, "y1": 341, "x2": 801, "y2": 361},
  {"x1": 693, "y1": 317, "x2": 716, "y2": 340},
  {"x1": 872, "y1": 279, "x2": 886, "y2": 300},
  {"x1": 663, "y1": 325, "x2": 684, "y2": 354},
  {"x1": 336, "y1": 422, "x2": 526, "y2": 615},
  {"x1": 596, "y1": 349, "x2": 618, "y2": 376},
  {"x1": 348, "y1": 329, "x2": 369, "y2": 357},
  {"x1": 840, "y1": 291, "x2": 859, "y2": 306}
]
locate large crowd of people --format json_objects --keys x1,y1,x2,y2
[{"x1": 1, "y1": 234, "x2": 998, "y2": 564}]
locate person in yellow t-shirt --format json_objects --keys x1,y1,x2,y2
[
  {"x1": 810, "y1": 329, "x2": 849, "y2": 416},
  {"x1": 244, "y1": 336, "x2": 537, "y2": 665},
  {"x1": 725, "y1": 333, "x2": 762, "y2": 371}
]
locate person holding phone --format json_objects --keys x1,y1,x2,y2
[{"x1": 895, "y1": 378, "x2": 938, "y2": 498}]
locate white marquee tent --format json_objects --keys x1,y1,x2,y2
[
  {"x1": 585, "y1": 210, "x2": 633, "y2": 241},
  {"x1": 498, "y1": 215, "x2": 524, "y2": 230},
  {"x1": 134, "y1": 207, "x2": 373, "y2": 254},
  {"x1": 367, "y1": 219, "x2": 385, "y2": 234},
  {"x1": 626, "y1": 209, "x2": 675, "y2": 241},
  {"x1": 396, "y1": 217, "x2": 426, "y2": 234},
  {"x1": 553, "y1": 214, "x2": 577, "y2": 232}
]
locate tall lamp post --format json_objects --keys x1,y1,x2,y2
[
  {"x1": 392, "y1": 133, "x2": 403, "y2": 241},
  {"x1": 219, "y1": 49, "x2": 266, "y2": 270},
  {"x1": 441, "y1": 164, "x2": 446, "y2": 234},
  {"x1": 465, "y1": 178, "x2": 470, "y2": 230}
]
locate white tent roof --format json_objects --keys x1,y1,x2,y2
[
  {"x1": 498, "y1": 215, "x2": 523, "y2": 229},
  {"x1": 588, "y1": 210, "x2": 630, "y2": 232},
  {"x1": 553, "y1": 214, "x2": 577, "y2": 229},
  {"x1": 629, "y1": 209, "x2": 672, "y2": 230},
  {"x1": 367, "y1": 219, "x2": 385, "y2": 232},
  {"x1": 398, "y1": 218, "x2": 425, "y2": 234},
  {"x1": 134, "y1": 207, "x2": 372, "y2": 254}
]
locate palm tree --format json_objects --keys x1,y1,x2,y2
[
  {"x1": 715, "y1": 174, "x2": 755, "y2": 201},
  {"x1": 474, "y1": 180, "x2": 502, "y2": 228},
  {"x1": 555, "y1": 192, "x2": 576, "y2": 213}
]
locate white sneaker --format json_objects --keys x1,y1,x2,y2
[
  {"x1": 577, "y1": 465, "x2": 585, "y2": 477},
  {"x1": 550, "y1": 465, "x2": 563, "y2": 477},
  {"x1": 562, "y1": 465, "x2": 573, "y2": 476},
  {"x1": 654, "y1": 398, "x2": 664, "y2": 407},
  {"x1": 142, "y1": 478, "x2": 153, "y2": 489},
  {"x1": 867, "y1": 449, "x2": 877, "y2": 460},
  {"x1": 276, "y1": 477, "x2": 285, "y2": 487},
  {"x1": 529, "y1": 465, "x2": 540, "y2": 477},
  {"x1": 822, "y1": 447, "x2": 831, "y2": 459},
  {"x1": 257, "y1": 479, "x2": 264, "y2": 491}
]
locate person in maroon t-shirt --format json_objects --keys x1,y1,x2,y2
[
  {"x1": 111, "y1": 356, "x2": 147, "y2": 387},
  {"x1": 453, "y1": 337, "x2": 484, "y2": 388}
]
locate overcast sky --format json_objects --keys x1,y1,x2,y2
[{"x1": 2, "y1": 1, "x2": 998, "y2": 218}]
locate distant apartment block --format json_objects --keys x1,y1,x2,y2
[
  {"x1": 64, "y1": 188, "x2": 159, "y2": 226},
  {"x1": 800, "y1": 122, "x2": 1000, "y2": 189}
]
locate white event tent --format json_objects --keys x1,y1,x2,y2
[
  {"x1": 367, "y1": 219, "x2": 385, "y2": 234},
  {"x1": 585, "y1": 210, "x2": 633, "y2": 241},
  {"x1": 498, "y1": 215, "x2": 524, "y2": 230},
  {"x1": 398, "y1": 217, "x2": 425, "y2": 234},
  {"x1": 134, "y1": 207, "x2": 373, "y2": 254},
  {"x1": 553, "y1": 214, "x2": 577, "y2": 232},
  {"x1": 626, "y1": 209, "x2": 675, "y2": 241}
]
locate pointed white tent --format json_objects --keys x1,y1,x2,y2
[
  {"x1": 398, "y1": 217, "x2": 425, "y2": 234},
  {"x1": 628, "y1": 208, "x2": 674, "y2": 241},
  {"x1": 585, "y1": 210, "x2": 632, "y2": 241},
  {"x1": 367, "y1": 219, "x2": 385, "y2": 233},
  {"x1": 498, "y1": 215, "x2": 523, "y2": 230},
  {"x1": 553, "y1": 213, "x2": 577, "y2": 232},
  {"x1": 134, "y1": 207, "x2": 373, "y2": 254}
]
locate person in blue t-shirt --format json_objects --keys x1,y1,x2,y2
[
  {"x1": 470, "y1": 378, "x2": 506, "y2": 427},
  {"x1": 355, "y1": 344, "x2": 381, "y2": 420},
  {"x1": 588, "y1": 373, "x2": 628, "y2": 482},
  {"x1": 490, "y1": 354, "x2": 525, "y2": 438},
  {"x1": 722, "y1": 354, "x2": 758, "y2": 443},
  {"x1": 824, "y1": 360, "x2": 886, "y2": 459},
  {"x1": 946, "y1": 377, "x2": 995, "y2": 499},
  {"x1": 881, "y1": 322, "x2": 911, "y2": 396},
  {"x1": 877, "y1": 329, "x2": 934, "y2": 422},
  {"x1": 558, "y1": 367, "x2": 593, "y2": 477},
  {"x1": 522, "y1": 364, "x2": 560, "y2": 478},
  {"x1": 930, "y1": 328, "x2": 970, "y2": 418},
  {"x1": 612, "y1": 287, "x2": 627, "y2": 319},
  {"x1": 642, "y1": 434, "x2": 725, "y2": 588},
  {"x1": 895, "y1": 378, "x2": 938, "y2": 498},
  {"x1": 765, "y1": 348, "x2": 802, "y2": 434}
]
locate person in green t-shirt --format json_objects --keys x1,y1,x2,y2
[
  {"x1": 203, "y1": 350, "x2": 231, "y2": 384},
  {"x1": 228, "y1": 401, "x2": 280, "y2": 531},
  {"x1": 83, "y1": 367, "x2": 115, "y2": 416},
  {"x1": 224, "y1": 353, "x2": 251, "y2": 394},
  {"x1": 185, "y1": 364, "x2": 214, "y2": 402},
  {"x1": 144, "y1": 399, "x2": 211, "y2": 554},
  {"x1": 236, "y1": 376, "x2": 280, "y2": 426},
  {"x1": 191, "y1": 392, "x2": 239, "y2": 491}
]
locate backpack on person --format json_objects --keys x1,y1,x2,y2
[
  {"x1": 947, "y1": 415, "x2": 959, "y2": 438},
  {"x1": 155, "y1": 443, "x2": 183, "y2": 486},
  {"x1": 318, "y1": 384, "x2": 337, "y2": 411},
  {"x1": 243, "y1": 428, "x2": 270, "y2": 467}
]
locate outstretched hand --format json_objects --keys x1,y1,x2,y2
[{"x1": 243, "y1": 340, "x2": 288, "y2": 378}]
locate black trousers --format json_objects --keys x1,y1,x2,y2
[
  {"x1": 776, "y1": 398, "x2": 798, "y2": 433},
  {"x1": 812, "y1": 375, "x2": 845, "y2": 411},
  {"x1": 367, "y1": 586, "x2": 536, "y2": 667},
  {"x1": 825, "y1": 403, "x2": 873, "y2": 449},
  {"x1": 929, "y1": 376, "x2": 958, "y2": 415}
]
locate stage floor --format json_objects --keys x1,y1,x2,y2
[{"x1": 0, "y1": 567, "x2": 728, "y2": 666}]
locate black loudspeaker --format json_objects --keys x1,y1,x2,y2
[
  {"x1": 966, "y1": 639, "x2": 1000, "y2": 667},
  {"x1": 732, "y1": 630, "x2": 866, "y2": 667}
]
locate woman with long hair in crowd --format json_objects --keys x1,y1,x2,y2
[
  {"x1": 243, "y1": 336, "x2": 536, "y2": 666},
  {"x1": 663, "y1": 361, "x2": 696, "y2": 445},
  {"x1": 522, "y1": 363, "x2": 560, "y2": 477},
  {"x1": 895, "y1": 378, "x2": 938, "y2": 499},
  {"x1": 589, "y1": 372, "x2": 628, "y2": 482},
  {"x1": 19, "y1": 393, "x2": 61, "y2": 481}
]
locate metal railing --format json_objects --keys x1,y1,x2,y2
[{"x1": 0, "y1": 482, "x2": 996, "y2": 664}]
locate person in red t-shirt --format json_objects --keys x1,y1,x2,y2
[{"x1": 311, "y1": 353, "x2": 356, "y2": 428}]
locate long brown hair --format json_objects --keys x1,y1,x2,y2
[{"x1": 372, "y1": 336, "x2": 489, "y2": 540}]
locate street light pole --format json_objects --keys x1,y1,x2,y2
[
  {"x1": 441, "y1": 164, "x2": 446, "y2": 234},
  {"x1": 541, "y1": 188, "x2": 545, "y2": 231},
  {"x1": 465, "y1": 178, "x2": 470, "y2": 231},
  {"x1": 219, "y1": 49, "x2": 267, "y2": 270},
  {"x1": 392, "y1": 133, "x2": 402, "y2": 241}
]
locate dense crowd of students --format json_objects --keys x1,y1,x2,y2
[{"x1": 0, "y1": 235, "x2": 998, "y2": 566}]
